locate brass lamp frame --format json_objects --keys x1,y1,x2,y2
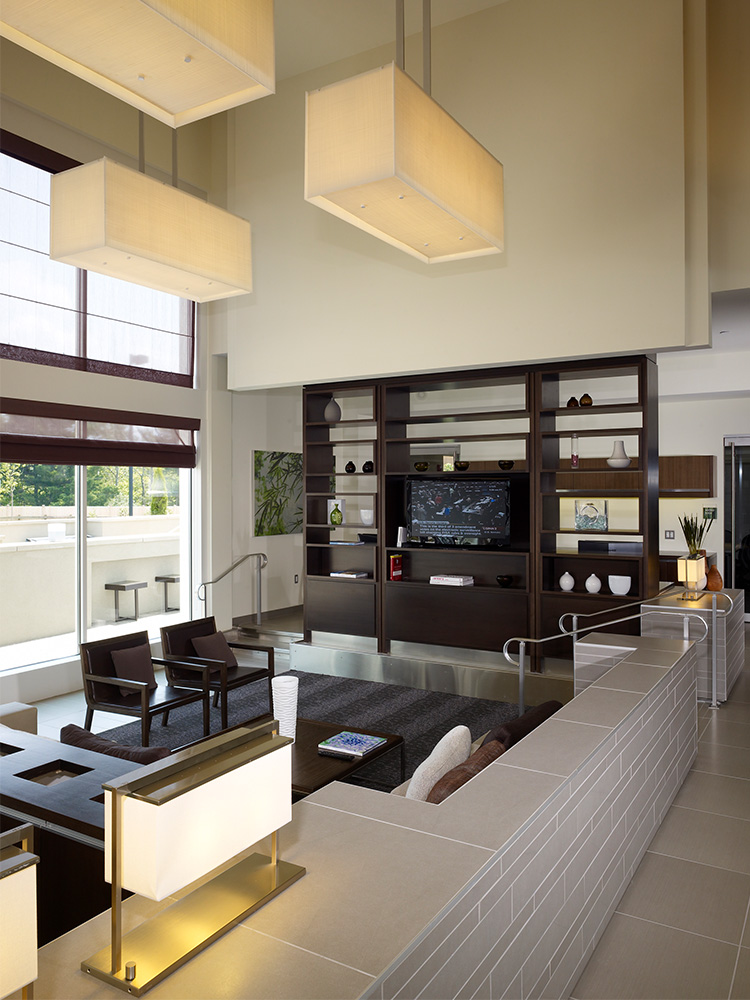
[{"x1": 82, "y1": 721, "x2": 305, "y2": 996}]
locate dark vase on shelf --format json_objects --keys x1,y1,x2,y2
[
  {"x1": 362, "y1": 460, "x2": 374, "y2": 473},
  {"x1": 345, "y1": 461, "x2": 356, "y2": 474},
  {"x1": 580, "y1": 393, "x2": 593, "y2": 406},
  {"x1": 566, "y1": 396, "x2": 579, "y2": 408}
]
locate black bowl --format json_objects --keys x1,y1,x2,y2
[
  {"x1": 496, "y1": 575, "x2": 513, "y2": 588},
  {"x1": 497, "y1": 460, "x2": 515, "y2": 471}
]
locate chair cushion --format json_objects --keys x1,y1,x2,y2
[
  {"x1": 481, "y1": 700, "x2": 562, "y2": 750},
  {"x1": 60, "y1": 724, "x2": 170, "y2": 763},
  {"x1": 111, "y1": 644, "x2": 157, "y2": 697},
  {"x1": 405, "y1": 725, "x2": 472, "y2": 801},
  {"x1": 190, "y1": 631, "x2": 238, "y2": 670},
  {"x1": 426, "y1": 739, "x2": 506, "y2": 804}
]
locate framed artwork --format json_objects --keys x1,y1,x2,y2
[
  {"x1": 254, "y1": 450, "x2": 303, "y2": 536},
  {"x1": 574, "y1": 499, "x2": 608, "y2": 532}
]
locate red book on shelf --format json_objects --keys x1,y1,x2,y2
[{"x1": 389, "y1": 554, "x2": 403, "y2": 581}]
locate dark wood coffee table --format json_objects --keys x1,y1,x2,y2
[{"x1": 291, "y1": 718, "x2": 405, "y2": 798}]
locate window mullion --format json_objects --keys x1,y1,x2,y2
[
  {"x1": 77, "y1": 268, "x2": 87, "y2": 360},
  {"x1": 75, "y1": 464, "x2": 88, "y2": 646}
]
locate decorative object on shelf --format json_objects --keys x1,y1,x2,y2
[
  {"x1": 442, "y1": 455, "x2": 456, "y2": 472},
  {"x1": 677, "y1": 553, "x2": 706, "y2": 601},
  {"x1": 608, "y1": 575, "x2": 631, "y2": 596},
  {"x1": 705, "y1": 564, "x2": 723, "y2": 591},
  {"x1": 362, "y1": 460, "x2": 374, "y2": 473},
  {"x1": 327, "y1": 498, "x2": 345, "y2": 525},
  {"x1": 345, "y1": 461, "x2": 356, "y2": 474},
  {"x1": 323, "y1": 397, "x2": 342, "y2": 423},
  {"x1": 570, "y1": 433, "x2": 579, "y2": 469},
  {"x1": 496, "y1": 575, "x2": 512, "y2": 588},
  {"x1": 678, "y1": 512, "x2": 713, "y2": 556},
  {"x1": 575, "y1": 499, "x2": 608, "y2": 531},
  {"x1": 497, "y1": 460, "x2": 515, "y2": 470},
  {"x1": 585, "y1": 573, "x2": 602, "y2": 593},
  {"x1": 396, "y1": 526, "x2": 407, "y2": 548},
  {"x1": 272, "y1": 675, "x2": 299, "y2": 741},
  {"x1": 359, "y1": 509, "x2": 374, "y2": 526},
  {"x1": 389, "y1": 554, "x2": 403, "y2": 581},
  {"x1": 566, "y1": 396, "x2": 579, "y2": 408},
  {"x1": 559, "y1": 572, "x2": 575, "y2": 591},
  {"x1": 579, "y1": 393, "x2": 593, "y2": 407},
  {"x1": 455, "y1": 461, "x2": 470, "y2": 471},
  {"x1": 414, "y1": 462, "x2": 429, "y2": 472},
  {"x1": 606, "y1": 440, "x2": 631, "y2": 468}
]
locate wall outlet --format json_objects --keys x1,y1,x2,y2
[
  {"x1": 294, "y1": 574, "x2": 299, "y2": 584},
  {"x1": 665, "y1": 529, "x2": 675, "y2": 539}
]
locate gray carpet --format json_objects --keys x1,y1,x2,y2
[{"x1": 99, "y1": 670, "x2": 520, "y2": 790}]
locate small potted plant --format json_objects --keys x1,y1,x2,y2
[
  {"x1": 677, "y1": 513, "x2": 712, "y2": 600},
  {"x1": 677, "y1": 513, "x2": 712, "y2": 556}
]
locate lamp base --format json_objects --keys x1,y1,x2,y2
[{"x1": 82, "y1": 853, "x2": 305, "y2": 996}]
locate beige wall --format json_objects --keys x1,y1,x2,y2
[{"x1": 222, "y1": 0, "x2": 705, "y2": 390}]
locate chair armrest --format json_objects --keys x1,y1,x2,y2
[
  {"x1": 226, "y1": 641, "x2": 274, "y2": 673},
  {"x1": 161, "y1": 657, "x2": 215, "y2": 691},
  {"x1": 84, "y1": 673, "x2": 148, "y2": 690}
]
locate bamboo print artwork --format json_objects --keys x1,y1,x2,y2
[{"x1": 254, "y1": 451, "x2": 303, "y2": 536}]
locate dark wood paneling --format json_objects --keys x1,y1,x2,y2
[
  {"x1": 305, "y1": 578, "x2": 376, "y2": 636},
  {"x1": 659, "y1": 455, "x2": 716, "y2": 496}
]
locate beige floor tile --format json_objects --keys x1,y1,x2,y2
[
  {"x1": 648, "y1": 805, "x2": 750, "y2": 874},
  {"x1": 713, "y1": 701, "x2": 750, "y2": 725},
  {"x1": 694, "y1": 740, "x2": 750, "y2": 780},
  {"x1": 732, "y1": 947, "x2": 750, "y2": 1000},
  {"x1": 570, "y1": 913, "x2": 737, "y2": 999},
  {"x1": 616, "y1": 852, "x2": 750, "y2": 944},
  {"x1": 672, "y1": 769, "x2": 750, "y2": 822},
  {"x1": 728, "y1": 671, "x2": 750, "y2": 705},
  {"x1": 699, "y1": 715, "x2": 750, "y2": 749}
]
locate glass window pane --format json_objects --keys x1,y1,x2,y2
[
  {"x1": 0, "y1": 462, "x2": 78, "y2": 670},
  {"x1": 86, "y1": 466, "x2": 185, "y2": 641}
]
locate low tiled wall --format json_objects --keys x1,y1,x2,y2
[{"x1": 362, "y1": 640, "x2": 697, "y2": 1000}]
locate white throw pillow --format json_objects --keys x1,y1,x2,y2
[{"x1": 405, "y1": 725, "x2": 472, "y2": 801}]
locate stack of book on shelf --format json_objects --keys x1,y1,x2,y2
[
  {"x1": 318, "y1": 731, "x2": 387, "y2": 757},
  {"x1": 329, "y1": 570, "x2": 368, "y2": 578},
  {"x1": 429, "y1": 575, "x2": 474, "y2": 586}
]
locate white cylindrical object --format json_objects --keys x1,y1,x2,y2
[
  {"x1": 360, "y1": 509, "x2": 374, "y2": 526},
  {"x1": 272, "y1": 675, "x2": 299, "y2": 742},
  {"x1": 397, "y1": 526, "x2": 407, "y2": 547}
]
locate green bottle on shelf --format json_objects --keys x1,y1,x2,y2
[{"x1": 330, "y1": 503, "x2": 343, "y2": 526}]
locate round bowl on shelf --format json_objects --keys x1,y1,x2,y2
[
  {"x1": 496, "y1": 575, "x2": 513, "y2": 588},
  {"x1": 414, "y1": 462, "x2": 429, "y2": 472},
  {"x1": 497, "y1": 460, "x2": 515, "y2": 471},
  {"x1": 455, "y1": 461, "x2": 470, "y2": 471},
  {"x1": 608, "y1": 575, "x2": 631, "y2": 596}
]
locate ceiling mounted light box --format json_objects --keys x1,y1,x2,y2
[
  {"x1": 0, "y1": 0, "x2": 274, "y2": 127},
  {"x1": 50, "y1": 158, "x2": 252, "y2": 302},
  {"x1": 305, "y1": 62, "x2": 503, "y2": 263}
]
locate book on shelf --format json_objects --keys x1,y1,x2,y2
[
  {"x1": 429, "y1": 575, "x2": 474, "y2": 586},
  {"x1": 330, "y1": 540, "x2": 364, "y2": 545},
  {"x1": 329, "y1": 570, "x2": 368, "y2": 578},
  {"x1": 317, "y1": 731, "x2": 387, "y2": 757}
]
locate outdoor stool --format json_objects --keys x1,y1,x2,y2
[
  {"x1": 105, "y1": 580, "x2": 147, "y2": 622},
  {"x1": 155, "y1": 574, "x2": 180, "y2": 612}
]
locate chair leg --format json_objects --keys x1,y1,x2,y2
[
  {"x1": 213, "y1": 691, "x2": 220, "y2": 709},
  {"x1": 84, "y1": 707, "x2": 93, "y2": 731},
  {"x1": 221, "y1": 688, "x2": 228, "y2": 731},
  {"x1": 142, "y1": 714, "x2": 151, "y2": 747},
  {"x1": 162, "y1": 710, "x2": 170, "y2": 727},
  {"x1": 203, "y1": 694, "x2": 210, "y2": 737}
]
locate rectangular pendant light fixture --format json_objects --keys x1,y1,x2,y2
[
  {"x1": 305, "y1": 62, "x2": 503, "y2": 263},
  {"x1": 50, "y1": 158, "x2": 252, "y2": 302},
  {"x1": 0, "y1": 0, "x2": 274, "y2": 127}
]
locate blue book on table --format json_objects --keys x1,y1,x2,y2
[{"x1": 317, "y1": 731, "x2": 387, "y2": 757}]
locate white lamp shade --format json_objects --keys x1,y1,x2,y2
[
  {"x1": 0, "y1": 0, "x2": 274, "y2": 127},
  {"x1": 50, "y1": 158, "x2": 252, "y2": 302},
  {"x1": 305, "y1": 63, "x2": 504, "y2": 263},
  {"x1": 0, "y1": 863, "x2": 37, "y2": 996},
  {"x1": 677, "y1": 554, "x2": 706, "y2": 584},
  {"x1": 105, "y1": 742, "x2": 292, "y2": 901}
]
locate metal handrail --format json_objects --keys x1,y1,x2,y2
[
  {"x1": 197, "y1": 552, "x2": 268, "y2": 623},
  {"x1": 503, "y1": 610, "x2": 710, "y2": 713},
  {"x1": 557, "y1": 583, "x2": 681, "y2": 634}
]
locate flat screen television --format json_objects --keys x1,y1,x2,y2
[{"x1": 407, "y1": 478, "x2": 511, "y2": 547}]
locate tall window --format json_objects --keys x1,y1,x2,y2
[{"x1": 0, "y1": 134, "x2": 195, "y2": 386}]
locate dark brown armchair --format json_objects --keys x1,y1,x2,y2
[
  {"x1": 80, "y1": 630, "x2": 210, "y2": 747},
  {"x1": 159, "y1": 617, "x2": 274, "y2": 730}
]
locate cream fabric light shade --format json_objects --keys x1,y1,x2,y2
[
  {"x1": 50, "y1": 158, "x2": 252, "y2": 302},
  {"x1": 305, "y1": 63, "x2": 503, "y2": 263},
  {"x1": 0, "y1": 0, "x2": 274, "y2": 127},
  {"x1": 0, "y1": 861, "x2": 37, "y2": 996},
  {"x1": 104, "y1": 742, "x2": 292, "y2": 901}
]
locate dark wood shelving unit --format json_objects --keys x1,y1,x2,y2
[{"x1": 303, "y1": 356, "x2": 660, "y2": 663}]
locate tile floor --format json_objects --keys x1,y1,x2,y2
[
  {"x1": 22, "y1": 626, "x2": 750, "y2": 999},
  {"x1": 570, "y1": 624, "x2": 750, "y2": 1000}
]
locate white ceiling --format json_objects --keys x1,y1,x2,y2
[{"x1": 274, "y1": 0, "x2": 507, "y2": 80}]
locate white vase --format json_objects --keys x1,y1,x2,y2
[
  {"x1": 559, "y1": 571, "x2": 575, "y2": 591},
  {"x1": 323, "y1": 397, "x2": 341, "y2": 423},
  {"x1": 607, "y1": 440, "x2": 631, "y2": 468},
  {"x1": 585, "y1": 573, "x2": 602, "y2": 593},
  {"x1": 272, "y1": 675, "x2": 299, "y2": 741}
]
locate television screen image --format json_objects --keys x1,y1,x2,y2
[{"x1": 407, "y1": 478, "x2": 510, "y2": 546}]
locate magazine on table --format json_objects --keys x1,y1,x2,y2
[{"x1": 317, "y1": 731, "x2": 387, "y2": 757}]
